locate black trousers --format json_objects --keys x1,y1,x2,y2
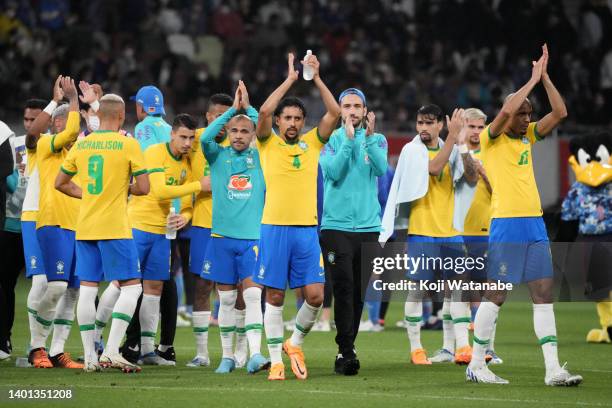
[
  {"x1": 320, "y1": 230, "x2": 378, "y2": 357},
  {"x1": 0, "y1": 230, "x2": 24, "y2": 351}
]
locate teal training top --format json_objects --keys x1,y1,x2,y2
[{"x1": 135, "y1": 115, "x2": 171, "y2": 152}]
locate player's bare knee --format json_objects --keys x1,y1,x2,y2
[
  {"x1": 143, "y1": 280, "x2": 163, "y2": 296},
  {"x1": 266, "y1": 289, "x2": 285, "y2": 306}
]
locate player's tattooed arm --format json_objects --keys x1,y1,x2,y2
[
  {"x1": 489, "y1": 46, "x2": 546, "y2": 138},
  {"x1": 476, "y1": 161, "x2": 492, "y2": 193},
  {"x1": 55, "y1": 171, "x2": 82, "y2": 199},
  {"x1": 536, "y1": 44, "x2": 568, "y2": 137},
  {"x1": 307, "y1": 53, "x2": 340, "y2": 141},
  {"x1": 257, "y1": 53, "x2": 299, "y2": 141},
  {"x1": 26, "y1": 75, "x2": 63, "y2": 150}
]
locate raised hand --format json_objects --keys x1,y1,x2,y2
[
  {"x1": 232, "y1": 84, "x2": 241, "y2": 110},
  {"x1": 79, "y1": 81, "x2": 98, "y2": 104},
  {"x1": 287, "y1": 53, "x2": 299, "y2": 82},
  {"x1": 60, "y1": 76, "x2": 78, "y2": 101},
  {"x1": 301, "y1": 53, "x2": 320, "y2": 80},
  {"x1": 446, "y1": 108, "x2": 465, "y2": 142},
  {"x1": 365, "y1": 111, "x2": 376, "y2": 136},
  {"x1": 52, "y1": 75, "x2": 64, "y2": 103},
  {"x1": 530, "y1": 51, "x2": 545, "y2": 84},
  {"x1": 456, "y1": 116, "x2": 468, "y2": 145},
  {"x1": 345, "y1": 116, "x2": 355, "y2": 139},
  {"x1": 238, "y1": 80, "x2": 250, "y2": 109},
  {"x1": 541, "y1": 43, "x2": 549, "y2": 80}
]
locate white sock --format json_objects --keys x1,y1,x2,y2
[
  {"x1": 27, "y1": 274, "x2": 48, "y2": 347},
  {"x1": 105, "y1": 284, "x2": 142, "y2": 356},
  {"x1": 533, "y1": 303, "x2": 561, "y2": 374},
  {"x1": 264, "y1": 303, "x2": 284, "y2": 364},
  {"x1": 451, "y1": 301, "x2": 471, "y2": 350},
  {"x1": 471, "y1": 301, "x2": 499, "y2": 367},
  {"x1": 77, "y1": 286, "x2": 99, "y2": 364},
  {"x1": 49, "y1": 287, "x2": 78, "y2": 357},
  {"x1": 244, "y1": 287, "x2": 263, "y2": 357},
  {"x1": 31, "y1": 281, "x2": 67, "y2": 349},
  {"x1": 218, "y1": 290, "x2": 237, "y2": 359},
  {"x1": 442, "y1": 298, "x2": 455, "y2": 353},
  {"x1": 234, "y1": 308, "x2": 247, "y2": 361},
  {"x1": 139, "y1": 293, "x2": 161, "y2": 355},
  {"x1": 95, "y1": 283, "x2": 121, "y2": 343},
  {"x1": 404, "y1": 300, "x2": 423, "y2": 351},
  {"x1": 290, "y1": 301, "x2": 320, "y2": 347},
  {"x1": 489, "y1": 319, "x2": 497, "y2": 351},
  {"x1": 192, "y1": 311, "x2": 210, "y2": 359}
]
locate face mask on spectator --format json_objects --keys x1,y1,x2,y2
[{"x1": 88, "y1": 115, "x2": 100, "y2": 131}]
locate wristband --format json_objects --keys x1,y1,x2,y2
[
  {"x1": 90, "y1": 100, "x2": 100, "y2": 112},
  {"x1": 43, "y1": 101, "x2": 58, "y2": 116},
  {"x1": 457, "y1": 144, "x2": 468, "y2": 154}
]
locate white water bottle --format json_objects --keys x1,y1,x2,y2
[
  {"x1": 302, "y1": 50, "x2": 314, "y2": 81},
  {"x1": 165, "y1": 207, "x2": 177, "y2": 240}
]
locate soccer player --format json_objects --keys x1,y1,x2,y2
[
  {"x1": 319, "y1": 88, "x2": 388, "y2": 375},
  {"x1": 254, "y1": 52, "x2": 341, "y2": 380},
  {"x1": 133, "y1": 85, "x2": 171, "y2": 149},
  {"x1": 0, "y1": 98, "x2": 46, "y2": 360},
  {"x1": 399, "y1": 105, "x2": 477, "y2": 365},
  {"x1": 55, "y1": 93, "x2": 150, "y2": 373},
  {"x1": 461, "y1": 107, "x2": 502, "y2": 365},
  {"x1": 200, "y1": 81, "x2": 269, "y2": 374},
  {"x1": 465, "y1": 44, "x2": 582, "y2": 386},
  {"x1": 186, "y1": 93, "x2": 232, "y2": 368},
  {"x1": 25, "y1": 76, "x2": 83, "y2": 369},
  {"x1": 128, "y1": 113, "x2": 208, "y2": 365}
]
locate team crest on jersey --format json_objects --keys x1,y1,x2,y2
[
  {"x1": 258, "y1": 265, "x2": 265, "y2": 279},
  {"x1": 180, "y1": 169, "x2": 187, "y2": 183},
  {"x1": 327, "y1": 251, "x2": 336, "y2": 265},
  {"x1": 203, "y1": 261, "x2": 211, "y2": 274},
  {"x1": 298, "y1": 141, "x2": 308, "y2": 151},
  {"x1": 30, "y1": 256, "x2": 37, "y2": 270},
  {"x1": 498, "y1": 262, "x2": 507, "y2": 276},
  {"x1": 56, "y1": 260, "x2": 65, "y2": 274},
  {"x1": 246, "y1": 156, "x2": 254, "y2": 168},
  {"x1": 521, "y1": 137, "x2": 530, "y2": 144}
]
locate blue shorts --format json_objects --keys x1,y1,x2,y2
[
  {"x1": 37, "y1": 226, "x2": 78, "y2": 286},
  {"x1": 253, "y1": 225, "x2": 324, "y2": 290},
  {"x1": 405, "y1": 235, "x2": 465, "y2": 281},
  {"x1": 22, "y1": 221, "x2": 45, "y2": 278},
  {"x1": 76, "y1": 239, "x2": 140, "y2": 282},
  {"x1": 202, "y1": 237, "x2": 258, "y2": 285},
  {"x1": 462, "y1": 235, "x2": 489, "y2": 281},
  {"x1": 133, "y1": 229, "x2": 171, "y2": 281},
  {"x1": 487, "y1": 217, "x2": 553, "y2": 284},
  {"x1": 189, "y1": 226, "x2": 212, "y2": 276}
]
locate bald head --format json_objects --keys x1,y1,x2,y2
[{"x1": 98, "y1": 94, "x2": 125, "y2": 130}]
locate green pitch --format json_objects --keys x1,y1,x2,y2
[{"x1": 1, "y1": 276, "x2": 611, "y2": 408}]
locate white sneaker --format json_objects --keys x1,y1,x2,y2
[
  {"x1": 395, "y1": 319, "x2": 409, "y2": 328},
  {"x1": 100, "y1": 353, "x2": 141, "y2": 373},
  {"x1": 545, "y1": 363, "x2": 583, "y2": 386},
  {"x1": 83, "y1": 361, "x2": 101, "y2": 372},
  {"x1": 429, "y1": 348, "x2": 454, "y2": 363},
  {"x1": 311, "y1": 320, "x2": 331, "y2": 332},
  {"x1": 0, "y1": 349, "x2": 10, "y2": 361},
  {"x1": 141, "y1": 352, "x2": 175, "y2": 366},
  {"x1": 466, "y1": 365, "x2": 509, "y2": 384},
  {"x1": 359, "y1": 320, "x2": 373, "y2": 332},
  {"x1": 176, "y1": 313, "x2": 191, "y2": 328},
  {"x1": 234, "y1": 344, "x2": 248, "y2": 369},
  {"x1": 284, "y1": 318, "x2": 295, "y2": 331},
  {"x1": 371, "y1": 323, "x2": 384, "y2": 332},
  {"x1": 186, "y1": 356, "x2": 210, "y2": 367}
]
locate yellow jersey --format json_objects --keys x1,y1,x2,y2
[
  {"x1": 36, "y1": 111, "x2": 81, "y2": 231},
  {"x1": 463, "y1": 149, "x2": 491, "y2": 236},
  {"x1": 257, "y1": 128, "x2": 325, "y2": 226},
  {"x1": 21, "y1": 147, "x2": 38, "y2": 222},
  {"x1": 481, "y1": 122, "x2": 543, "y2": 219},
  {"x1": 129, "y1": 143, "x2": 200, "y2": 234},
  {"x1": 61, "y1": 130, "x2": 147, "y2": 240},
  {"x1": 408, "y1": 147, "x2": 459, "y2": 237},
  {"x1": 190, "y1": 128, "x2": 230, "y2": 228}
]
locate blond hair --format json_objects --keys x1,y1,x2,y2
[{"x1": 464, "y1": 108, "x2": 487, "y2": 122}]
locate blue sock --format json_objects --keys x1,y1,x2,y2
[
  {"x1": 213, "y1": 299, "x2": 220, "y2": 320},
  {"x1": 366, "y1": 301, "x2": 381, "y2": 325},
  {"x1": 471, "y1": 304, "x2": 478, "y2": 321},
  {"x1": 422, "y1": 300, "x2": 433, "y2": 322}
]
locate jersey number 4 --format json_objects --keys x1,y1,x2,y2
[{"x1": 88, "y1": 155, "x2": 104, "y2": 195}]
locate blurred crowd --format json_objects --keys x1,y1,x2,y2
[{"x1": 1, "y1": 0, "x2": 611, "y2": 131}]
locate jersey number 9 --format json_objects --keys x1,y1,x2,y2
[{"x1": 88, "y1": 155, "x2": 104, "y2": 195}]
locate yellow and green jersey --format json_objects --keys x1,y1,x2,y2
[{"x1": 463, "y1": 149, "x2": 492, "y2": 236}]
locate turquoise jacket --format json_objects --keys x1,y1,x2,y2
[
  {"x1": 319, "y1": 127, "x2": 388, "y2": 232},
  {"x1": 201, "y1": 106, "x2": 264, "y2": 240},
  {"x1": 135, "y1": 115, "x2": 171, "y2": 151}
]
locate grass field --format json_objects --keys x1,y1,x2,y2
[{"x1": 1, "y1": 276, "x2": 611, "y2": 408}]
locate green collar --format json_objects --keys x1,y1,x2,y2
[{"x1": 166, "y1": 143, "x2": 182, "y2": 161}]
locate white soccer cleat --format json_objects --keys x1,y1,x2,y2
[
  {"x1": 466, "y1": 365, "x2": 509, "y2": 384},
  {"x1": 176, "y1": 313, "x2": 191, "y2": 328},
  {"x1": 0, "y1": 349, "x2": 10, "y2": 361},
  {"x1": 429, "y1": 348, "x2": 454, "y2": 363},
  {"x1": 486, "y1": 350, "x2": 503, "y2": 365},
  {"x1": 311, "y1": 320, "x2": 331, "y2": 332},
  {"x1": 283, "y1": 318, "x2": 295, "y2": 331},
  {"x1": 141, "y1": 352, "x2": 175, "y2": 366},
  {"x1": 545, "y1": 363, "x2": 583, "y2": 386},
  {"x1": 100, "y1": 353, "x2": 142, "y2": 373},
  {"x1": 83, "y1": 361, "x2": 101, "y2": 372},
  {"x1": 358, "y1": 320, "x2": 373, "y2": 332},
  {"x1": 186, "y1": 356, "x2": 210, "y2": 367}
]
